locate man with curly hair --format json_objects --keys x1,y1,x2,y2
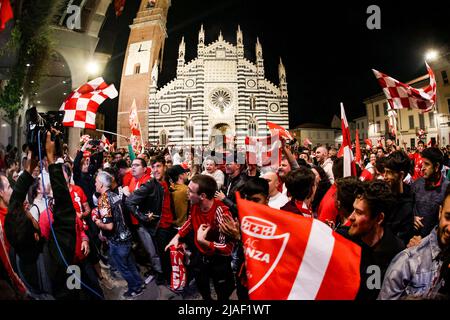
[{"x1": 342, "y1": 180, "x2": 405, "y2": 300}]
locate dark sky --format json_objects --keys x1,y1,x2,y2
[{"x1": 99, "y1": 0, "x2": 450, "y2": 132}]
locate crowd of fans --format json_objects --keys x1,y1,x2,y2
[{"x1": 0, "y1": 133, "x2": 449, "y2": 300}]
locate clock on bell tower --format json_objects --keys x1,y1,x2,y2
[{"x1": 117, "y1": 0, "x2": 171, "y2": 146}]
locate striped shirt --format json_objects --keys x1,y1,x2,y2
[{"x1": 178, "y1": 199, "x2": 233, "y2": 256}]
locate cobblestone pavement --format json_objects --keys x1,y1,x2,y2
[{"x1": 100, "y1": 265, "x2": 237, "y2": 301}]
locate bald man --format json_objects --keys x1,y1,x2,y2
[
  {"x1": 263, "y1": 171, "x2": 289, "y2": 209},
  {"x1": 315, "y1": 146, "x2": 334, "y2": 184}
]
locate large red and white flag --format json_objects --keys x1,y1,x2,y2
[
  {"x1": 267, "y1": 121, "x2": 293, "y2": 140},
  {"x1": 237, "y1": 194, "x2": 361, "y2": 300},
  {"x1": 129, "y1": 99, "x2": 141, "y2": 137},
  {"x1": 372, "y1": 62, "x2": 436, "y2": 112},
  {"x1": 337, "y1": 103, "x2": 355, "y2": 177},
  {"x1": 0, "y1": 0, "x2": 14, "y2": 31},
  {"x1": 60, "y1": 77, "x2": 118, "y2": 129}
]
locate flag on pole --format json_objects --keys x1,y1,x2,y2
[
  {"x1": 387, "y1": 108, "x2": 397, "y2": 137},
  {"x1": 303, "y1": 138, "x2": 312, "y2": 147},
  {"x1": 337, "y1": 103, "x2": 355, "y2": 177},
  {"x1": 245, "y1": 134, "x2": 282, "y2": 168},
  {"x1": 267, "y1": 121, "x2": 293, "y2": 140},
  {"x1": 129, "y1": 99, "x2": 141, "y2": 136},
  {"x1": 114, "y1": 0, "x2": 126, "y2": 17},
  {"x1": 0, "y1": 0, "x2": 14, "y2": 31},
  {"x1": 60, "y1": 77, "x2": 118, "y2": 129},
  {"x1": 372, "y1": 62, "x2": 436, "y2": 112},
  {"x1": 237, "y1": 194, "x2": 361, "y2": 300},
  {"x1": 364, "y1": 139, "x2": 373, "y2": 148},
  {"x1": 355, "y1": 129, "x2": 362, "y2": 165},
  {"x1": 101, "y1": 134, "x2": 111, "y2": 152}
]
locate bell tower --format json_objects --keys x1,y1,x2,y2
[{"x1": 117, "y1": 0, "x2": 171, "y2": 146}]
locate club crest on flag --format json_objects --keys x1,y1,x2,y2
[{"x1": 241, "y1": 216, "x2": 289, "y2": 295}]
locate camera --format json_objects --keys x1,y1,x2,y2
[{"x1": 25, "y1": 107, "x2": 64, "y2": 158}]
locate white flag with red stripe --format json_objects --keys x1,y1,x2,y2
[
  {"x1": 237, "y1": 194, "x2": 361, "y2": 300},
  {"x1": 372, "y1": 62, "x2": 436, "y2": 112},
  {"x1": 129, "y1": 99, "x2": 141, "y2": 136},
  {"x1": 59, "y1": 77, "x2": 118, "y2": 129},
  {"x1": 337, "y1": 103, "x2": 354, "y2": 177},
  {"x1": 245, "y1": 134, "x2": 282, "y2": 168}
]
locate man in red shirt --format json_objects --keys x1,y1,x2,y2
[
  {"x1": 410, "y1": 140, "x2": 425, "y2": 181},
  {"x1": 166, "y1": 174, "x2": 235, "y2": 300}
]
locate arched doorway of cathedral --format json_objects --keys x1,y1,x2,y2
[{"x1": 209, "y1": 123, "x2": 233, "y2": 150}]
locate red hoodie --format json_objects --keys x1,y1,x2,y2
[{"x1": 39, "y1": 209, "x2": 89, "y2": 264}]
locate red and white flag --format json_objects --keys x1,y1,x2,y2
[
  {"x1": 101, "y1": 134, "x2": 111, "y2": 152},
  {"x1": 237, "y1": 194, "x2": 361, "y2": 300},
  {"x1": 387, "y1": 108, "x2": 397, "y2": 137},
  {"x1": 267, "y1": 121, "x2": 292, "y2": 140},
  {"x1": 364, "y1": 139, "x2": 372, "y2": 148},
  {"x1": 337, "y1": 103, "x2": 355, "y2": 177},
  {"x1": 114, "y1": 0, "x2": 126, "y2": 17},
  {"x1": 245, "y1": 134, "x2": 282, "y2": 168},
  {"x1": 355, "y1": 129, "x2": 362, "y2": 165},
  {"x1": 60, "y1": 77, "x2": 118, "y2": 129},
  {"x1": 169, "y1": 245, "x2": 187, "y2": 292},
  {"x1": 303, "y1": 138, "x2": 312, "y2": 147},
  {"x1": 129, "y1": 99, "x2": 141, "y2": 137},
  {"x1": 0, "y1": 0, "x2": 14, "y2": 31},
  {"x1": 372, "y1": 62, "x2": 436, "y2": 112}
]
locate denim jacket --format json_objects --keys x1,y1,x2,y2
[{"x1": 378, "y1": 227, "x2": 444, "y2": 300}]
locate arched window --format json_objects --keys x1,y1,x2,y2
[
  {"x1": 185, "y1": 118, "x2": 194, "y2": 138},
  {"x1": 248, "y1": 118, "x2": 257, "y2": 137},
  {"x1": 249, "y1": 95, "x2": 256, "y2": 110},
  {"x1": 186, "y1": 96, "x2": 192, "y2": 110},
  {"x1": 160, "y1": 130, "x2": 167, "y2": 146},
  {"x1": 134, "y1": 63, "x2": 141, "y2": 74}
]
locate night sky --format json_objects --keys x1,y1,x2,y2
[{"x1": 99, "y1": 0, "x2": 449, "y2": 133}]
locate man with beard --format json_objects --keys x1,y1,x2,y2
[
  {"x1": 379, "y1": 184, "x2": 450, "y2": 299},
  {"x1": 412, "y1": 147, "x2": 450, "y2": 240},
  {"x1": 383, "y1": 151, "x2": 415, "y2": 245},
  {"x1": 343, "y1": 180, "x2": 405, "y2": 300}
]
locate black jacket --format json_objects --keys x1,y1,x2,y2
[
  {"x1": 73, "y1": 150, "x2": 103, "y2": 208},
  {"x1": 386, "y1": 184, "x2": 414, "y2": 245},
  {"x1": 221, "y1": 172, "x2": 248, "y2": 216},
  {"x1": 341, "y1": 227, "x2": 405, "y2": 301},
  {"x1": 124, "y1": 178, "x2": 164, "y2": 236},
  {"x1": 6, "y1": 164, "x2": 76, "y2": 299}
]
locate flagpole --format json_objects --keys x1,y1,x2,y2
[
  {"x1": 138, "y1": 119, "x2": 145, "y2": 153},
  {"x1": 96, "y1": 129, "x2": 128, "y2": 139}
]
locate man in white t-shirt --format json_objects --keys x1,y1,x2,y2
[
  {"x1": 202, "y1": 156, "x2": 225, "y2": 190},
  {"x1": 262, "y1": 171, "x2": 289, "y2": 209}
]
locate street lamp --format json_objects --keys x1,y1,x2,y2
[
  {"x1": 425, "y1": 50, "x2": 439, "y2": 61},
  {"x1": 86, "y1": 61, "x2": 99, "y2": 75}
]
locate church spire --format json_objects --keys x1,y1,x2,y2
[
  {"x1": 177, "y1": 37, "x2": 185, "y2": 76},
  {"x1": 198, "y1": 24, "x2": 205, "y2": 57},
  {"x1": 237, "y1": 25, "x2": 243, "y2": 58},
  {"x1": 256, "y1": 37, "x2": 264, "y2": 78},
  {"x1": 279, "y1": 57, "x2": 287, "y2": 97},
  {"x1": 218, "y1": 30, "x2": 223, "y2": 42}
]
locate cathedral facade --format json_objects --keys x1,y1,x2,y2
[{"x1": 148, "y1": 25, "x2": 289, "y2": 146}]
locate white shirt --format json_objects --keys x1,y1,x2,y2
[
  {"x1": 268, "y1": 192, "x2": 289, "y2": 209},
  {"x1": 202, "y1": 169, "x2": 225, "y2": 190}
]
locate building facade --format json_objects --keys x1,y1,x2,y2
[
  {"x1": 148, "y1": 25, "x2": 289, "y2": 146},
  {"x1": 354, "y1": 116, "x2": 368, "y2": 142},
  {"x1": 290, "y1": 123, "x2": 337, "y2": 147}
]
